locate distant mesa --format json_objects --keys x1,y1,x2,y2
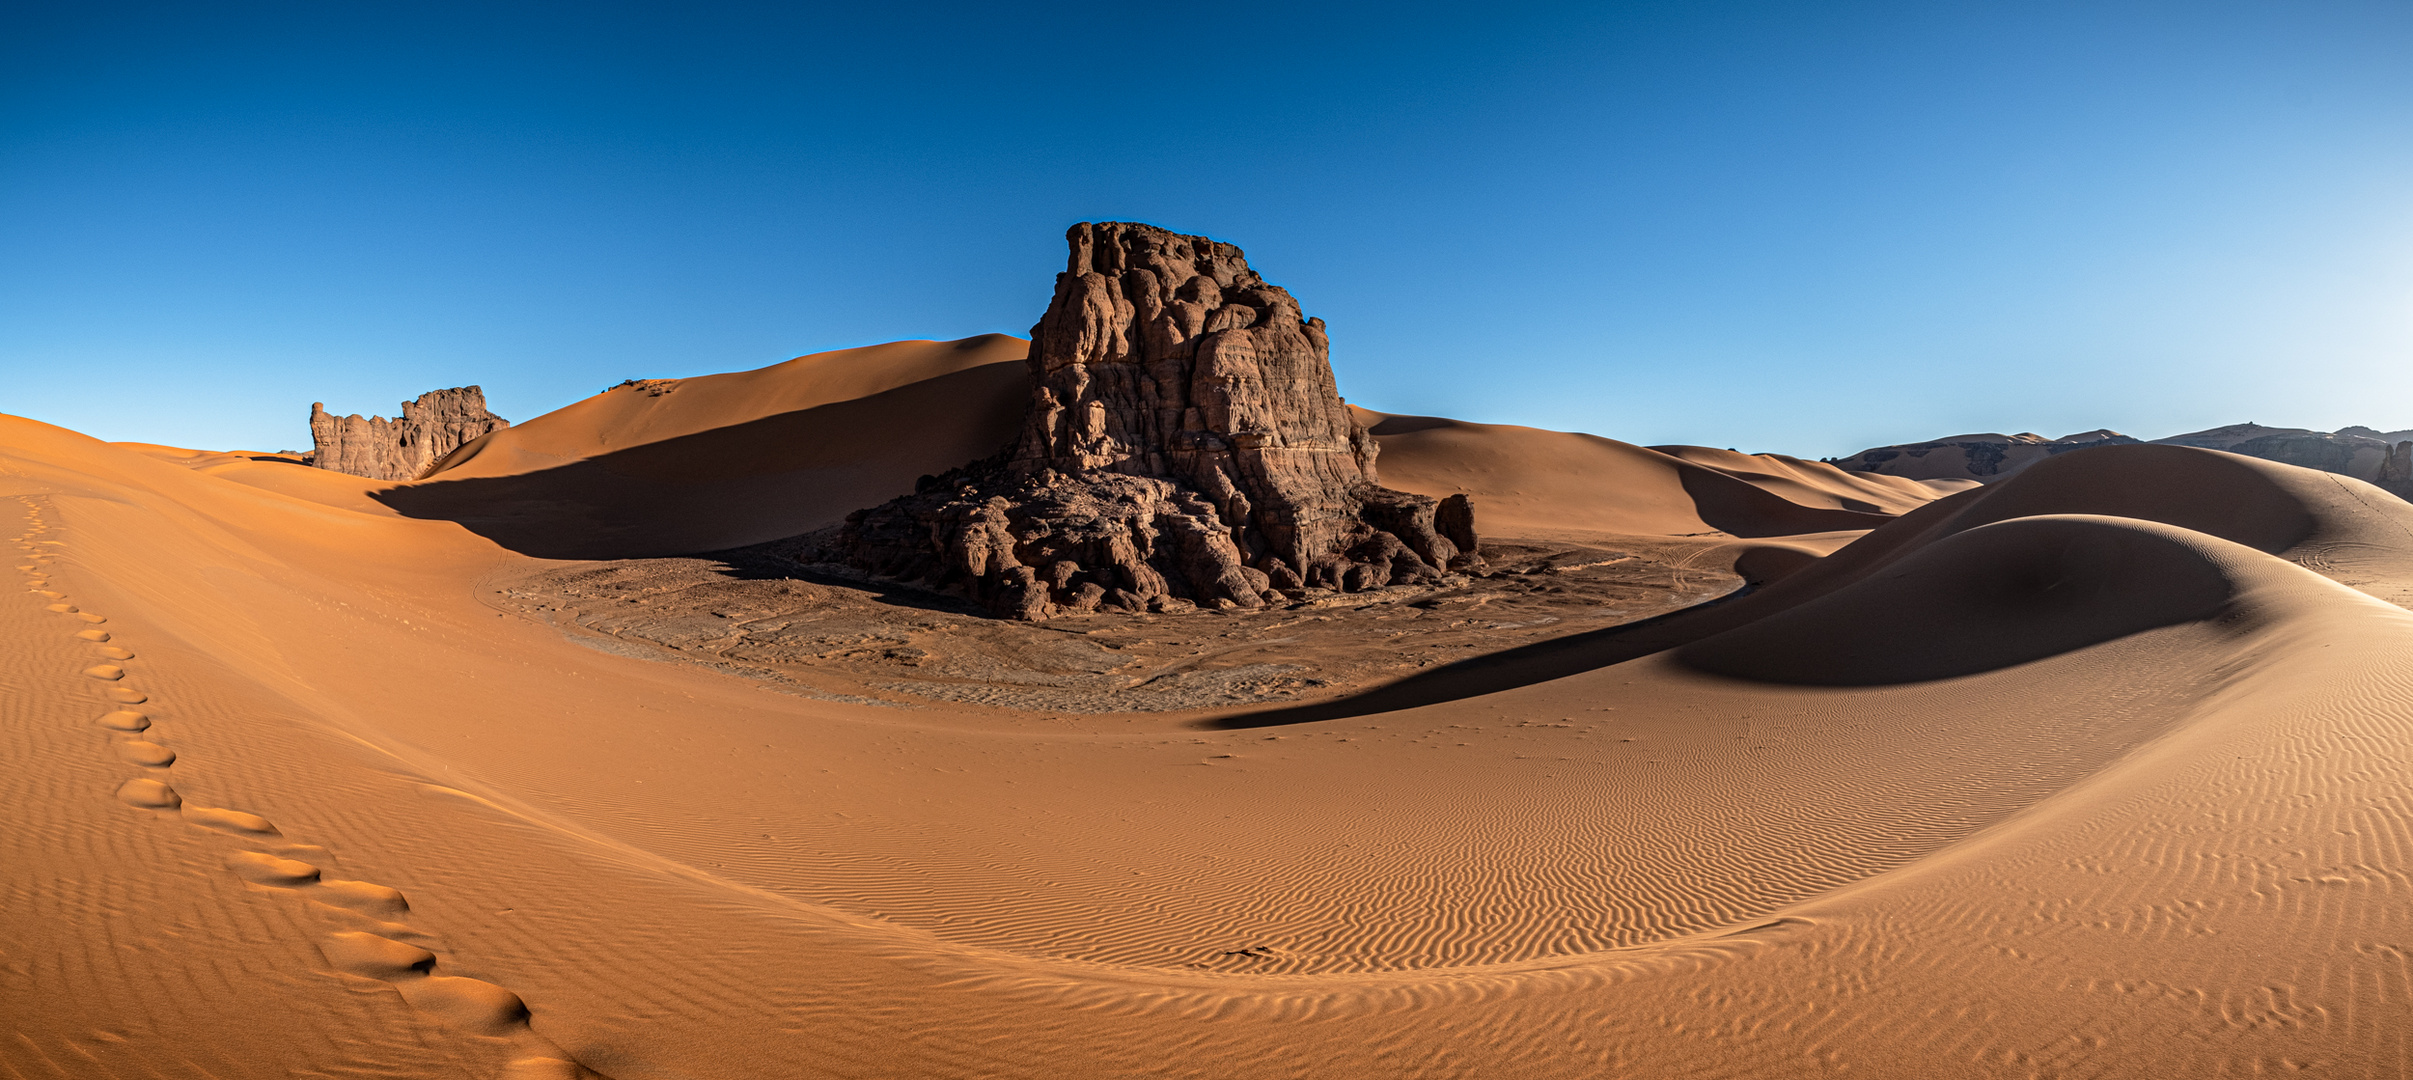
[
  {"x1": 1829, "y1": 430, "x2": 2141, "y2": 484},
  {"x1": 1838, "y1": 422, "x2": 2413, "y2": 496},
  {"x1": 307, "y1": 387, "x2": 509, "y2": 481},
  {"x1": 781, "y1": 221, "x2": 1477, "y2": 620}
]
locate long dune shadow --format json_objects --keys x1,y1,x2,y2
[
  {"x1": 372, "y1": 364, "x2": 1027, "y2": 560},
  {"x1": 1673, "y1": 514, "x2": 2237, "y2": 687},
  {"x1": 1201, "y1": 585, "x2": 1764, "y2": 729},
  {"x1": 1205, "y1": 508, "x2": 2250, "y2": 728},
  {"x1": 1675, "y1": 465, "x2": 1895, "y2": 537}
]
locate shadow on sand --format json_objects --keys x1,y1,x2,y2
[
  {"x1": 1201, "y1": 586, "x2": 1762, "y2": 729},
  {"x1": 371, "y1": 364, "x2": 1026, "y2": 560}
]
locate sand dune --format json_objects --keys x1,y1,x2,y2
[
  {"x1": 5, "y1": 356, "x2": 2412, "y2": 1078},
  {"x1": 381, "y1": 336, "x2": 1031, "y2": 557},
  {"x1": 1353, "y1": 408, "x2": 1944, "y2": 539},
  {"x1": 352, "y1": 343, "x2": 1945, "y2": 561}
]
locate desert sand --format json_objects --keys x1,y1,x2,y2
[{"x1": 6, "y1": 336, "x2": 2412, "y2": 1079}]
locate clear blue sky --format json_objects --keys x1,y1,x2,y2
[{"x1": 6, "y1": 1, "x2": 2411, "y2": 456}]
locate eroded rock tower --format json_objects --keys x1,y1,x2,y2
[{"x1": 811, "y1": 221, "x2": 1475, "y2": 619}]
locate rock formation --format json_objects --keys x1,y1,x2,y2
[
  {"x1": 2150, "y1": 423, "x2": 2398, "y2": 482},
  {"x1": 802, "y1": 221, "x2": 1476, "y2": 620},
  {"x1": 2380, "y1": 441, "x2": 2413, "y2": 497},
  {"x1": 307, "y1": 387, "x2": 509, "y2": 481}
]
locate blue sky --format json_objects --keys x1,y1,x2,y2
[{"x1": 6, "y1": 1, "x2": 2411, "y2": 456}]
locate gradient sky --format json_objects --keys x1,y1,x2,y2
[{"x1": 6, "y1": 1, "x2": 2411, "y2": 457}]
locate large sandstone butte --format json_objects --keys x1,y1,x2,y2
[
  {"x1": 308, "y1": 387, "x2": 509, "y2": 481},
  {"x1": 805, "y1": 221, "x2": 1476, "y2": 620}
]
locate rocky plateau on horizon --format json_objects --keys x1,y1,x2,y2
[{"x1": 1836, "y1": 421, "x2": 2413, "y2": 494}]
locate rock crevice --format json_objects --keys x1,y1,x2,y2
[{"x1": 806, "y1": 222, "x2": 1476, "y2": 619}]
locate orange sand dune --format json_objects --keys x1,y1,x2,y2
[
  {"x1": 380, "y1": 335, "x2": 1031, "y2": 557},
  {"x1": 5, "y1": 356, "x2": 2412, "y2": 1078},
  {"x1": 1354, "y1": 408, "x2": 1957, "y2": 540}
]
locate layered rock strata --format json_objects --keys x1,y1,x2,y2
[
  {"x1": 307, "y1": 387, "x2": 509, "y2": 481},
  {"x1": 809, "y1": 222, "x2": 1476, "y2": 620}
]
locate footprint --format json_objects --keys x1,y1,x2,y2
[
  {"x1": 83, "y1": 664, "x2": 126, "y2": 681},
  {"x1": 183, "y1": 806, "x2": 281, "y2": 838},
  {"x1": 75, "y1": 629, "x2": 110, "y2": 642},
  {"x1": 226, "y1": 850, "x2": 322, "y2": 887},
  {"x1": 106, "y1": 688, "x2": 147, "y2": 704},
  {"x1": 32, "y1": 589, "x2": 64, "y2": 599},
  {"x1": 316, "y1": 879, "x2": 412, "y2": 918},
  {"x1": 320, "y1": 931, "x2": 437, "y2": 978},
  {"x1": 96, "y1": 646, "x2": 135, "y2": 660},
  {"x1": 396, "y1": 976, "x2": 532, "y2": 1037},
  {"x1": 45, "y1": 603, "x2": 76, "y2": 613},
  {"x1": 77, "y1": 613, "x2": 106, "y2": 624},
  {"x1": 96, "y1": 710, "x2": 148, "y2": 731},
  {"x1": 113, "y1": 740, "x2": 176, "y2": 767},
  {"x1": 116, "y1": 778, "x2": 182, "y2": 809}
]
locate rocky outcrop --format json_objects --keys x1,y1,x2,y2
[
  {"x1": 308, "y1": 387, "x2": 509, "y2": 481},
  {"x1": 2150, "y1": 424, "x2": 2397, "y2": 482},
  {"x1": 2380, "y1": 441, "x2": 2413, "y2": 497},
  {"x1": 802, "y1": 222, "x2": 1476, "y2": 620},
  {"x1": 1837, "y1": 422, "x2": 2413, "y2": 496},
  {"x1": 1831, "y1": 430, "x2": 2138, "y2": 485}
]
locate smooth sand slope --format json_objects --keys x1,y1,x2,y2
[
  {"x1": 379, "y1": 335, "x2": 1032, "y2": 557},
  {"x1": 5, "y1": 346, "x2": 2412, "y2": 1079},
  {"x1": 1351, "y1": 407, "x2": 1967, "y2": 539}
]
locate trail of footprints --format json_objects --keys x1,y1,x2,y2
[{"x1": 12, "y1": 497, "x2": 603, "y2": 1080}]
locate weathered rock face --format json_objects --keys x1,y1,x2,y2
[
  {"x1": 2379, "y1": 441, "x2": 2413, "y2": 497},
  {"x1": 810, "y1": 222, "x2": 1476, "y2": 620},
  {"x1": 308, "y1": 387, "x2": 509, "y2": 481},
  {"x1": 2151, "y1": 423, "x2": 2398, "y2": 482}
]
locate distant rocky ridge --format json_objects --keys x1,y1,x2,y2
[
  {"x1": 1838, "y1": 422, "x2": 2413, "y2": 496},
  {"x1": 307, "y1": 387, "x2": 509, "y2": 481},
  {"x1": 2148, "y1": 423, "x2": 2406, "y2": 483},
  {"x1": 788, "y1": 221, "x2": 1476, "y2": 621},
  {"x1": 1829, "y1": 430, "x2": 2140, "y2": 483}
]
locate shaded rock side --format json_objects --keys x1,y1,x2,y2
[
  {"x1": 809, "y1": 221, "x2": 1475, "y2": 620},
  {"x1": 308, "y1": 387, "x2": 509, "y2": 481},
  {"x1": 2379, "y1": 441, "x2": 2413, "y2": 498}
]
